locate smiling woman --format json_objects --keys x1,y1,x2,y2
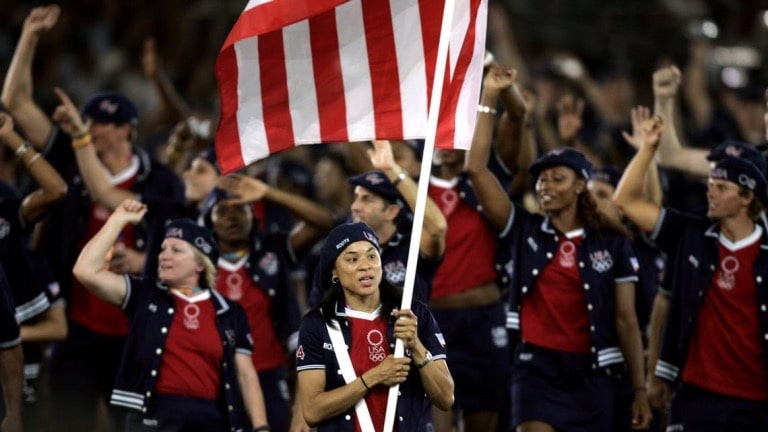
[{"x1": 71, "y1": 200, "x2": 269, "y2": 431}]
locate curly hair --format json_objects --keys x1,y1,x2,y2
[{"x1": 577, "y1": 190, "x2": 632, "y2": 239}]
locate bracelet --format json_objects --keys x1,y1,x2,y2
[
  {"x1": 391, "y1": 169, "x2": 407, "y2": 186},
  {"x1": 25, "y1": 153, "x2": 42, "y2": 168},
  {"x1": 477, "y1": 104, "x2": 497, "y2": 115},
  {"x1": 359, "y1": 375, "x2": 371, "y2": 392},
  {"x1": 72, "y1": 133, "x2": 92, "y2": 150},
  {"x1": 253, "y1": 425, "x2": 271, "y2": 432},
  {"x1": 14, "y1": 142, "x2": 30, "y2": 160}
]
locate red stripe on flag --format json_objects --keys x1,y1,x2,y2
[
  {"x1": 309, "y1": 11, "x2": 349, "y2": 142},
  {"x1": 258, "y1": 31, "x2": 296, "y2": 155},
  {"x1": 222, "y1": 0, "x2": 348, "y2": 50},
  {"x1": 215, "y1": 45, "x2": 245, "y2": 174},
  {"x1": 436, "y1": 0, "x2": 482, "y2": 149},
  {"x1": 418, "y1": 0, "x2": 443, "y2": 110},
  {"x1": 361, "y1": 0, "x2": 403, "y2": 139}
]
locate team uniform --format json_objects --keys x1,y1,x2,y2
[
  {"x1": 652, "y1": 207, "x2": 768, "y2": 430},
  {"x1": 113, "y1": 276, "x2": 253, "y2": 432},
  {"x1": 296, "y1": 299, "x2": 446, "y2": 431},
  {"x1": 40, "y1": 126, "x2": 183, "y2": 429},
  {"x1": 215, "y1": 231, "x2": 301, "y2": 432},
  {"x1": 427, "y1": 174, "x2": 510, "y2": 414},
  {"x1": 505, "y1": 204, "x2": 639, "y2": 431}
]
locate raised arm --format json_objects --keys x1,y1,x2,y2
[
  {"x1": 1, "y1": 5, "x2": 59, "y2": 149},
  {"x1": 465, "y1": 66, "x2": 515, "y2": 232},
  {"x1": 72, "y1": 199, "x2": 147, "y2": 306},
  {"x1": 0, "y1": 113, "x2": 67, "y2": 226},
  {"x1": 142, "y1": 37, "x2": 190, "y2": 125},
  {"x1": 613, "y1": 116, "x2": 665, "y2": 233},
  {"x1": 51, "y1": 87, "x2": 136, "y2": 209},
  {"x1": 652, "y1": 66, "x2": 709, "y2": 177},
  {"x1": 217, "y1": 174, "x2": 335, "y2": 254},
  {"x1": 368, "y1": 140, "x2": 447, "y2": 259},
  {"x1": 621, "y1": 106, "x2": 664, "y2": 207}
]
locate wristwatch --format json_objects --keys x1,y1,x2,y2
[{"x1": 416, "y1": 351, "x2": 433, "y2": 369}]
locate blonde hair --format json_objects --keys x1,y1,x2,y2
[{"x1": 191, "y1": 248, "x2": 217, "y2": 289}]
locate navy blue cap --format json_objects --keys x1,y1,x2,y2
[
  {"x1": 591, "y1": 166, "x2": 622, "y2": 188},
  {"x1": 348, "y1": 171, "x2": 404, "y2": 205},
  {"x1": 711, "y1": 157, "x2": 768, "y2": 205},
  {"x1": 81, "y1": 92, "x2": 139, "y2": 125},
  {"x1": 529, "y1": 147, "x2": 592, "y2": 180},
  {"x1": 164, "y1": 219, "x2": 219, "y2": 265},
  {"x1": 706, "y1": 141, "x2": 766, "y2": 174},
  {"x1": 317, "y1": 222, "x2": 381, "y2": 290}
]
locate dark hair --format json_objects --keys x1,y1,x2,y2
[
  {"x1": 738, "y1": 186, "x2": 765, "y2": 221},
  {"x1": 578, "y1": 191, "x2": 632, "y2": 238},
  {"x1": 319, "y1": 278, "x2": 402, "y2": 324}
]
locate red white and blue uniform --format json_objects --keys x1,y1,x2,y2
[
  {"x1": 427, "y1": 174, "x2": 510, "y2": 412},
  {"x1": 112, "y1": 276, "x2": 253, "y2": 431},
  {"x1": 215, "y1": 231, "x2": 300, "y2": 432},
  {"x1": 505, "y1": 203, "x2": 638, "y2": 431},
  {"x1": 296, "y1": 300, "x2": 446, "y2": 432},
  {"x1": 652, "y1": 207, "x2": 768, "y2": 430}
]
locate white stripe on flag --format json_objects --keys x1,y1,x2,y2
[
  {"x1": 336, "y1": 1, "x2": 375, "y2": 142},
  {"x1": 234, "y1": 37, "x2": 269, "y2": 163},
  {"x1": 453, "y1": 0, "x2": 487, "y2": 149},
  {"x1": 391, "y1": 0, "x2": 428, "y2": 138},
  {"x1": 283, "y1": 20, "x2": 321, "y2": 144}
]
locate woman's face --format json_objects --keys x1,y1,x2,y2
[
  {"x1": 332, "y1": 241, "x2": 382, "y2": 300},
  {"x1": 588, "y1": 180, "x2": 621, "y2": 223},
  {"x1": 211, "y1": 202, "x2": 253, "y2": 243},
  {"x1": 158, "y1": 237, "x2": 204, "y2": 287},
  {"x1": 183, "y1": 158, "x2": 219, "y2": 203},
  {"x1": 534, "y1": 166, "x2": 584, "y2": 213}
]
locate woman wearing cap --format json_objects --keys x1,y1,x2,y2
[
  {"x1": 295, "y1": 222, "x2": 454, "y2": 431},
  {"x1": 466, "y1": 67, "x2": 651, "y2": 432},
  {"x1": 73, "y1": 199, "x2": 269, "y2": 432}
]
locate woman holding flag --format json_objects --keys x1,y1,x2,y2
[{"x1": 295, "y1": 222, "x2": 454, "y2": 431}]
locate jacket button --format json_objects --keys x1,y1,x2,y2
[
  {"x1": 590, "y1": 325, "x2": 595, "y2": 332},
  {"x1": 151, "y1": 370, "x2": 157, "y2": 376},
  {"x1": 522, "y1": 287, "x2": 528, "y2": 294},
  {"x1": 146, "y1": 391, "x2": 151, "y2": 397},
  {"x1": 579, "y1": 262, "x2": 585, "y2": 268},
  {"x1": 345, "y1": 415, "x2": 351, "y2": 421},
  {"x1": 591, "y1": 347, "x2": 596, "y2": 353},
  {"x1": 532, "y1": 269, "x2": 539, "y2": 276},
  {"x1": 268, "y1": 289, "x2": 275, "y2": 297},
  {"x1": 399, "y1": 416, "x2": 403, "y2": 421},
  {"x1": 762, "y1": 305, "x2": 767, "y2": 312},
  {"x1": 546, "y1": 252, "x2": 553, "y2": 259},
  {"x1": 228, "y1": 405, "x2": 233, "y2": 411},
  {"x1": 253, "y1": 275, "x2": 260, "y2": 282},
  {"x1": 223, "y1": 362, "x2": 228, "y2": 368},
  {"x1": 583, "y1": 284, "x2": 589, "y2": 290},
  {"x1": 155, "y1": 348, "x2": 162, "y2": 355},
  {"x1": 225, "y1": 383, "x2": 231, "y2": 389},
  {"x1": 758, "y1": 276, "x2": 763, "y2": 283},
  {"x1": 142, "y1": 407, "x2": 147, "y2": 413},
  {"x1": 495, "y1": 264, "x2": 502, "y2": 270},
  {"x1": 592, "y1": 364, "x2": 597, "y2": 369},
  {"x1": 587, "y1": 304, "x2": 593, "y2": 311},
  {"x1": 168, "y1": 308, "x2": 174, "y2": 314},
  {"x1": 161, "y1": 327, "x2": 168, "y2": 334},
  {"x1": 710, "y1": 265, "x2": 715, "y2": 271},
  {"x1": 764, "y1": 334, "x2": 768, "y2": 340}
]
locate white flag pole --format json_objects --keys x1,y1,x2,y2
[{"x1": 382, "y1": 0, "x2": 456, "y2": 430}]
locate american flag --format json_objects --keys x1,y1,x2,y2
[{"x1": 215, "y1": 0, "x2": 487, "y2": 174}]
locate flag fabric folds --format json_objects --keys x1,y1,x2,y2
[{"x1": 216, "y1": 0, "x2": 487, "y2": 174}]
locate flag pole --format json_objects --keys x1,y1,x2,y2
[{"x1": 383, "y1": 0, "x2": 456, "y2": 430}]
